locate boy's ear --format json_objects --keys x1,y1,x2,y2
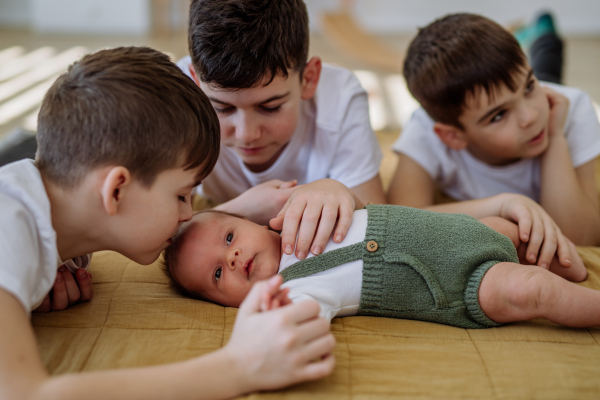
[
  {"x1": 101, "y1": 167, "x2": 132, "y2": 216},
  {"x1": 188, "y1": 64, "x2": 200, "y2": 86},
  {"x1": 300, "y1": 56, "x2": 322, "y2": 100},
  {"x1": 433, "y1": 122, "x2": 468, "y2": 150}
]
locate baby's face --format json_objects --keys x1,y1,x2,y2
[{"x1": 176, "y1": 212, "x2": 282, "y2": 307}]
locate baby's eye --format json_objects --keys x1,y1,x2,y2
[
  {"x1": 491, "y1": 110, "x2": 506, "y2": 123},
  {"x1": 215, "y1": 267, "x2": 222, "y2": 282},
  {"x1": 178, "y1": 196, "x2": 186, "y2": 203},
  {"x1": 226, "y1": 233, "x2": 233, "y2": 245}
]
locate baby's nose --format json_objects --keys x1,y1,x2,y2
[{"x1": 227, "y1": 249, "x2": 241, "y2": 271}]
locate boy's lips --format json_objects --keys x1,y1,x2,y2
[
  {"x1": 238, "y1": 146, "x2": 266, "y2": 155},
  {"x1": 244, "y1": 257, "x2": 255, "y2": 279},
  {"x1": 528, "y1": 129, "x2": 545, "y2": 144}
]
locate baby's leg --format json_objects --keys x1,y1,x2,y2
[
  {"x1": 479, "y1": 262, "x2": 600, "y2": 327},
  {"x1": 479, "y1": 216, "x2": 587, "y2": 282}
]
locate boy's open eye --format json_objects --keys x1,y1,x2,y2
[
  {"x1": 215, "y1": 267, "x2": 222, "y2": 282},
  {"x1": 490, "y1": 110, "x2": 506, "y2": 123},
  {"x1": 226, "y1": 232, "x2": 233, "y2": 246},
  {"x1": 525, "y1": 79, "x2": 536, "y2": 94}
]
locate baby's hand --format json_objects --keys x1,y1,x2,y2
[
  {"x1": 259, "y1": 284, "x2": 292, "y2": 312},
  {"x1": 498, "y1": 193, "x2": 572, "y2": 270},
  {"x1": 543, "y1": 87, "x2": 569, "y2": 138},
  {"x1": 270, "y1": 179, "x2": 360, "y2": 259},
  {"x1": 33, "y1": 266, "x2": 93, "y2": 312}
]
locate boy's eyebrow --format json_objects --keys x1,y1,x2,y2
[
  {"x1": 477, "y1": 69, "x2": 534, "y2": 124},
  {"x1": 183, "y1": 180, "x2": 202, "y2": 189},
  {"x1": 208, "y1": 92, "x2": 290, "y2": 107}
]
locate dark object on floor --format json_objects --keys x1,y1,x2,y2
[
  {"x1": 0, "y1": 128, "x2": 38, "y2": 167},
  {"x1": 530, "y1": 32, "x2": 563, "y2": 84}
]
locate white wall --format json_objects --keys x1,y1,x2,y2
[
  {"x1": 0, "y1": 0, "x2": 30, "y2": 27},
  {"x1": 306, "y1": 0, "x2": 600, "y2": 35},
  {"x1": 31, "y1": 0, "x2": 151, "y2": 35}
]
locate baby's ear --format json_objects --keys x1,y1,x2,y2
[{"x1": 433, "y1": 122, "x2": 468, "y2": 151}]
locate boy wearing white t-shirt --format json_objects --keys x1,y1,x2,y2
[
  {"x1": 0, "y1": 47, "x2": 336, "y2": 400},
  {"x1": 389, "y1": 13, "x2": 600, "y2": 248},
  {"x1": 179, "y1": 0, "x2": 386, "y2": 260}
]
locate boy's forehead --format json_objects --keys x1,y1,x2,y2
[
  {"x1": 463, "y1": 68, "x2": 531, "y2": 115},
  {"x1": 203, "y1": 70, "x2": 301, "y2": 103}
]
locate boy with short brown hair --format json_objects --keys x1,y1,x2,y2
[
  {"x1": 0, "y1": 46, "x2": 335, "y2": 400},
  {"x1": 389, "y1": 13, "x2": 600, "y2": 249},
  {"x1": 179, "y1": 0, "x2": 386, "y2": 260}
]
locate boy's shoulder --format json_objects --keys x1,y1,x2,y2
[
  {"x1": 0, "y1": 160, "x2": 49, "y2": 215},
  {"x1": 312, "y1": 63, "x2": 369, "y2": 132}
]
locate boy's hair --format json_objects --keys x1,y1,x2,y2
[
  {"x1": 161, "y1": 209, "x2": 246, "y2": 301},
  {"x1": 36, "y1": 46, "x2": 220, "y2": 188},
  {"x1": 188, "y1": 0, "x2": 309, "y2": 89},
  {"x1": 403, "y1": 13, "x2": 527, "y2": 129}
]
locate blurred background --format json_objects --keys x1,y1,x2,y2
[{"x1": 0, "y1": 0, "x2": 599, "y2": 169}]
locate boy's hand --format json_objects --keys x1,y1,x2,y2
[
  {"x1": 270, "y1": 179, "x2": 360, "y2": 259},
  {"x1": 33, "y1": 266, "x2": 93, "y2": 312},
  {"x1": 225, "y1": 275, "x2": 335, "y2": 393},
  {"x1": 498, "y1": 193, "x2": 573, "y2": 270},
  {"x1": 543, "y1": 87, "x2": 570, "y2": 138},
  {"x1": 221, "y1": 179, "x2": 299, "y2": 226}
]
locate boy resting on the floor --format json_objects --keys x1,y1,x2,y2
[
  {"x1": 162, "y1": 194, "x2": 591, "y2": 328},
  {"x1": 0, "y1": 46, "x2": 335, "y2": 400},
  {"x1": 388, "y1": 13, "x2": 600, "y2": 247}
]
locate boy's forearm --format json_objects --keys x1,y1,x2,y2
[
  {"x1": 423, "y1": 194, "x2": 505, "y2": 218},
  {"x1": 35, "y1": 349, "x2": 242, "y2": 400},
  {"x1": 0, "y1": 289, "x2": 247, "y2": 400},
  {"x1": 540, "y1": 135, "x2": 600, "y2": 245}
]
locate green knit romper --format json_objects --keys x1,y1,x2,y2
[{"x1": 281, "y1": 204, "x2": 519, "y2": 329}]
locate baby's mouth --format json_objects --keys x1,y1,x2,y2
[{"x1": 244, "y1": 257, "x2": 254, "y2": 279}]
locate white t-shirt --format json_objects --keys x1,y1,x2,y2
[
  {"x1": 280, "y1": 209, "x2": 367, "y2": 321},
  {"x1": 177, "y1": 57, "x2": 383, "y2": 203},
  {"x1": 392, "y1": 83, "x2": 600, "y2": 202},
  {"x1": 0, "y1": 160, "x2": 89, "y2": 313}
]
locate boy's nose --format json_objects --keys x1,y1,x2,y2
[
  {"x1": 179, "y1": 202, "x2": 193, "y2": 222},
  {"x1": 226, "y1": 248, "x2": 241, "y2": 270},
  {"x1": 234, "y1": 115, "x2": 261, "y2": 144},
  {"x1": 519, "y1": 104, "x2": 539, "y2": 129}
]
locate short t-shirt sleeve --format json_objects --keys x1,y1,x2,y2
[
  {"x1": 0, "y1": 194, "x2": 55, "y2": 312},
  {"x1": 326, "y1": 75, "x2": 383, "y2": 189},
  {"x1": 391, "y1": 108, "x2": 447, "y2": 180},
  {"x1": 285, "y1": 281, "x2": 341, "y2": 322},
  {"x1": 561, "y1": 86, "x2": 600, "y2": 167}
]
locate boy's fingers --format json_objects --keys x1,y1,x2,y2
[
  {"x1": 295, "y1": 203, "x2": 323, "y2": 259},
  {"x1": 298, "y1": 331, "x2": 336, "y2": 365},
  {"x1": 524, "y1": 212, "x2": 544, "y2": 264},
  {"x1": 536, "y1": 229, "x2": 557, "y2": 270},
  {"x1": 51, "y1": 273, "x2": 68, "y2": 311},
  {"x1": 61, "y1": 269, "x2": 81, "y2": 305},
  {"x1": 333, "y1": 202, "x2": 353, "y2": 243},
  {"x1": 278, "y1": 180, "x2": 297, "y2": 189},
  {"x1": 283, "y1": 299, "x2": 322, "y2": 326},
  {"x1": 556, "y1": 233, "x2": 573, "y2": 268},
  {"x1": 296, "y1": 354, "x2": 336, "y2": 383},
  {"x1": 310, "y1": 204, "x2": 338, "y2": 255},
  {"x1": 280, "y1": 200, "x2": 307, "y2": 255},
  {"x1": 514, "y1": 206, "x2": 532, "y2": 243},
  {"x1": 76, "y1": 269, "x2": 93, "y2": 302},
  {"x1": 33, "y1": 294, "x2": 51, "y2": 313}
]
